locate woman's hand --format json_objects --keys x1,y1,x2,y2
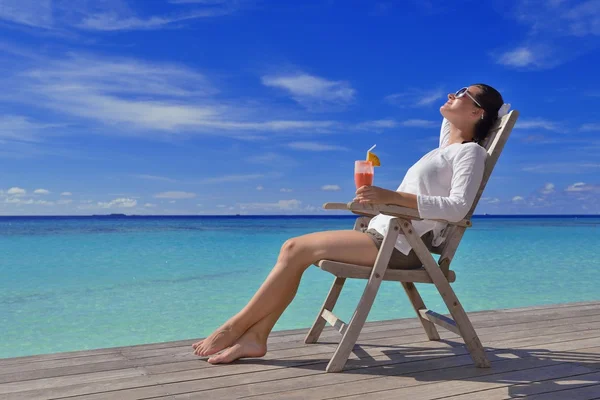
[{"x1": 354, "y1": 185, "x2": 393, "y2": 205}]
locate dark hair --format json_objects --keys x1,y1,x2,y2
[{"x1": 472, "y1": 84, "x2": 504, "y2": 144}]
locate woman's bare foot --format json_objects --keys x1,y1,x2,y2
[
  {"x1": 192, "y1": 325, "x2": 243, "y2": 357},
  {"x1": 207, "y1": 330, "x2": 267, "y2": 364}
]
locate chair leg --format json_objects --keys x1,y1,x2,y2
[
  {"x1": 398, "y1": 220, "x2": 490, "y2": 368},
  {"x1": 447, "y1": 298, "x2": 490, "y2": 368},
  {"x1": 401, "y1": 282, "x2": 440, "y2": 341},
  {"x1": 325, "y1": 279, "x2": 380, "y2": 372},
  {"x1": 326, "y1": 219, "x2": 400, "y2": 372},
  {"x1": 305, "y1": 277, "x2": 346, "y2": 344}
]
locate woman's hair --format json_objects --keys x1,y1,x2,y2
[{"x1": 472, "y1": 84, "x2": 504, "y2": 144}]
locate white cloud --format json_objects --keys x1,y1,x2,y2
[
  {"x1": 200, "y1": 174, "x2": 264, "y2": 184},
  {"x1": 280, "y1": 188, "x2": 292, "y2": 193},
  {"x1": 34, "y1": 189, "x2": 50, "y2": 195},
  {"x1": 581, "y1": 123, "x2": 600, "y2": 132},
  {"x1": 515, "y1": 118, "x2": 561, "y2": 131},
  {"x1": 154, "y1": 191, "x2": 196, "y2": 199},
  {"x1": 400, "y1": 119, "x2": 438, "y2": 128},
  {"x1": 57, "y1": 199, "x2": 73, "y2": 205},
  {"x1": 4, "y1": 197, "x2": 54, "y2": 205},
  {"x1": 0, "y1": 0, "x2": 237, "y2": 31},
  {"x1": 0, "y1": 115, "x2": 62, "y2": 143},
  {"x1": 565, "y1": 182, "x2": 599, "y2": 193},
  {"x1": 261, "y1": 73, "x2": 355, "y2": 109},
  {"x1": 7, "y1": 187, "x2": 26, "y2": 196},
  {"x1": 13, "y1": 54, "x2": 344, "y2": 137},
  {"x1": 97, "y1": 198, "x2": 137, "y2": 208},
  {"x1": 144, "y1": 203, "x2": 157, "y2": 207},
  {"x1": 0, "y1": 0, "x2": 53, "y2": 28},
  {"x1": 169, "y1": 0, "x2": 230, "y2": 3},
  {"x1": 497, "y1": 47, "x2": 538, "y2": 67},
  {"x1": 321, "y1": 185, "x2": 341, "y2": 191},
  {"x1": 523, "y1": 163, "x2": 600, "y2": 173},
  {"x1": 514, "y1": 0, "x2": 600, "y2": 38},
  {"x1": 512, "y1": 196, "x2": 525, "y2": 202},
  {"x1": 385, "y1": 88, "x2": 445, "y2": 108},
  {"x1": 482, "y1": 197, "x2": 501, "y2": 204},
  {"x1": 238, "y1": 199, "x2": 302, "y2": 211},
  {"x1": 287, "y1": 142, "x2": 349, "y2": 151},
  {"x1": 246, "y1": 152, "x2": 298, "y2": 167},
  {"x1": 77, "y1": 9, "x2": 230, "y2": 31},
  {"x1": 356, "y1": 119, "x2": 398, "y2": 130},
  {"x1": 495, "y1": 1, "x2": 600, "y2": 69},
  {"x1": 256, "y1": 185, "x2": 264, "y2": 191},
  {"x1": 132, "y1": 174, "x2": 178, "y2": 183},
  {"x1": 542, "y1": 183, "x2": 555, "y2": 194},
  {"x1": 61, "y1": 192, "x2": 72, "y2": 196}
]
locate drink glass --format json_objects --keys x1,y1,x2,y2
[{"x1": 354, "y1": 160, "x2": 374, "y2": 189}]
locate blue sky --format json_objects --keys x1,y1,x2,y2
[{"x1": 0, "y1": 0, "x2": 599, "y2": 216}]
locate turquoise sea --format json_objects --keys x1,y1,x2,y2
[{"x1": 1, "y1": 215, "x2": 599, "y2": 359}]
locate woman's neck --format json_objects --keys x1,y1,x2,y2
[{"x1": 447, "y1": 123, "x2": 475, "y2": 146}]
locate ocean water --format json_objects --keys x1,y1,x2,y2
[{"x1": 1, "y1": 215, "x2": 599, "y2": 359}]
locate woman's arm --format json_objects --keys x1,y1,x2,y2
[{"x1": 354, "y1": 186, "x2": 418, "y2": 209}]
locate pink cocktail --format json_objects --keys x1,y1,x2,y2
[{"x1": 354, "y1": 160, "x2": 374, "y2": 189}]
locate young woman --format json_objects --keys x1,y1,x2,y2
[{"x1": 193, "y1": 84, "x2": 506, "y2": 364}]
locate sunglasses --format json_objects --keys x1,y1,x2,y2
[{"x1": 454, "y1": 87, "x2": 482, "y2": 108}]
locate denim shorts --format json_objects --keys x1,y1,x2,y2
[{"x1": 364, "y1": 228, "x2": 435, "y2": 270}]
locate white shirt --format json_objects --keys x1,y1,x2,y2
[{"x1": 367, "y1": 118, "x2": 488, "y2": 255}]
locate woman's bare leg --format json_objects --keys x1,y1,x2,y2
[{"x1": 192, "y1": 229, "x2": 379, "y2": 359}]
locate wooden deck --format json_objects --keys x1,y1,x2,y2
[{"x1": 2, "y1": 301, "x2": 600, "y2": 400}]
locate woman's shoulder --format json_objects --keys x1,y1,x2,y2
[{"x1": 451, "y1": 142, "x2": 488, "y2": 161}]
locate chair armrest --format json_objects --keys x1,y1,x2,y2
[
  {"x1": 323, "y1": 202, "x2": 471, "y2": 228},
  {"x1": 323, "y1": 202, "x2": 420, "y2": 219}
]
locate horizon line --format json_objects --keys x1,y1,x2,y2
[{"x1": 1, "y1": 213, "x2": 599, "y2": 218}]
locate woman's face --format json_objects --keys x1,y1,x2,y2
[{"x1": 440, "y1": 85, "x2": 484, "y2": 126}]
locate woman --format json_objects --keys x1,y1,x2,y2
[{"x1": 193, "y1": 83, "x2": 506, "y2": 364}]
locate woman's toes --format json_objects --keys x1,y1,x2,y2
[
  {"x1": 207, "y1": 345, "x2": 239, "y2": 364},
  {"x1": 192, "y1": 340, "x2": 203, "y2": 349}
]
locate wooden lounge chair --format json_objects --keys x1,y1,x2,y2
[{"x1": 306, "y1": 110, "x2": 520, "y2": 372}]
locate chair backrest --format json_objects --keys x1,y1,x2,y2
[
  {"x1": 467, "y1": 109, "x2": 520, "y2": 219},
  {"x1": 432, "y1": 110, "x2": 520, "y2": 256}
]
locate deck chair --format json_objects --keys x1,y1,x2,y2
[{"x1": 306, "y1": 110, "x2": 520, "y2": 372}]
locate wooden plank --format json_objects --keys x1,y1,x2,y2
[
  {"x1": 305, "y1": 277, "x2": 346, "y2": 344},
  {"x1": 524, "y1": 380, "x2": 600, "y2": 400},
  {"x1": 0, "y1": 368, "x2": 146, "y2": 395},
  {"x1": 320, "y1": 309, "x2": 347, "y2": 335},
  {"x1": 316, "y1": 260, "x2": 457, "y2": 283},
  {"x1": 441, "y1": 371, "x2": 600, "y2": 399},
  {"x1": 0, "y1": 353, "x2": 127, "y2": 376},
  {"x1": 419, "y1": 309, "x2": 460, "y2": 335},
  {"x1": 291, "y1": 360, "x2": 594, "y2": 400}
]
